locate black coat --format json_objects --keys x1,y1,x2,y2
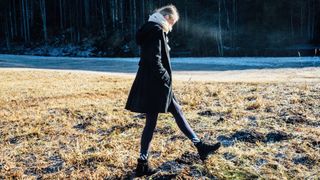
[{"x1": 125, "y1": 21, "x2": 179, "y2": 113}]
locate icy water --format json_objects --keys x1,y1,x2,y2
[{"x1": 0, "y1": 54, "x2": 319, "y2": 72}]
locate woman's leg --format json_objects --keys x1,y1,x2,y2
[
  {"x1": 169, "y1": 98, "x2": 201, "y2": 145},
  {"x1": 139, "y1": 112, "x2": 159, "y2": 160}
]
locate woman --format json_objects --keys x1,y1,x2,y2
[{"x1": 125, "y1": 4, "x2": 221, "y2": 177}]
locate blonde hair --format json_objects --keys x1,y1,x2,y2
[{"x1": 154, "y1": 4, "x2": 180, "y2": 23}]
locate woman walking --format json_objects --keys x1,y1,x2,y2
[{"x1": 125, "y1": 4, "x2": 221, "y2": 177}]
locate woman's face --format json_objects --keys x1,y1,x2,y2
[{"x1": 164, "y1": 15, "x2": 176, "y2": 28}]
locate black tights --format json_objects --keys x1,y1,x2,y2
[{"x1": 140, "y1": 98, "x2": 199, "y2": 156}]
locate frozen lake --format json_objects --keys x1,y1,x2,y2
[{"x1": 0, "y1": 54, "x2": 319, "y2": 72}]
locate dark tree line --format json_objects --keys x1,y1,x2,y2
[{"x1": 0, "y1": 0, "x2": 320, "y2": 57}]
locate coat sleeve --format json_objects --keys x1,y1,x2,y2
[{"x1": 147, "y1": 28, "x2": 170, "y2": 85}]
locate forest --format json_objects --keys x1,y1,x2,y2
[{"x1": 0, "y1": 0, "x2": 320, "y2": 57}]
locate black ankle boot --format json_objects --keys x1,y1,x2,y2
[
  {"x1": 135, "y1": 158, "x2": 158, "y2": 177},
  {"x1": 195, "y1": 140, "x2": 221, "y2": 161}
]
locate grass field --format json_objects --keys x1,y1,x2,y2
[{"x1": 0, "y1": 69, "x2": 319, "y2": 179}]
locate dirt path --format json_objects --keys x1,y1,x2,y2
[{"x1": 1, "y1": 67, "x2": 320, "y2": 82}]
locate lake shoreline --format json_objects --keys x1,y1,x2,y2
[
  {"x1": 1, "y1": 54, "x2": 319, "y2": 73},
  {"x1": 1, "y1": 67, "x2": 320, "y2": 82}
]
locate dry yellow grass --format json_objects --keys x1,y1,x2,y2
[{"x1": 0, "y1": 69, "x2": 319, "y2": 179}]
